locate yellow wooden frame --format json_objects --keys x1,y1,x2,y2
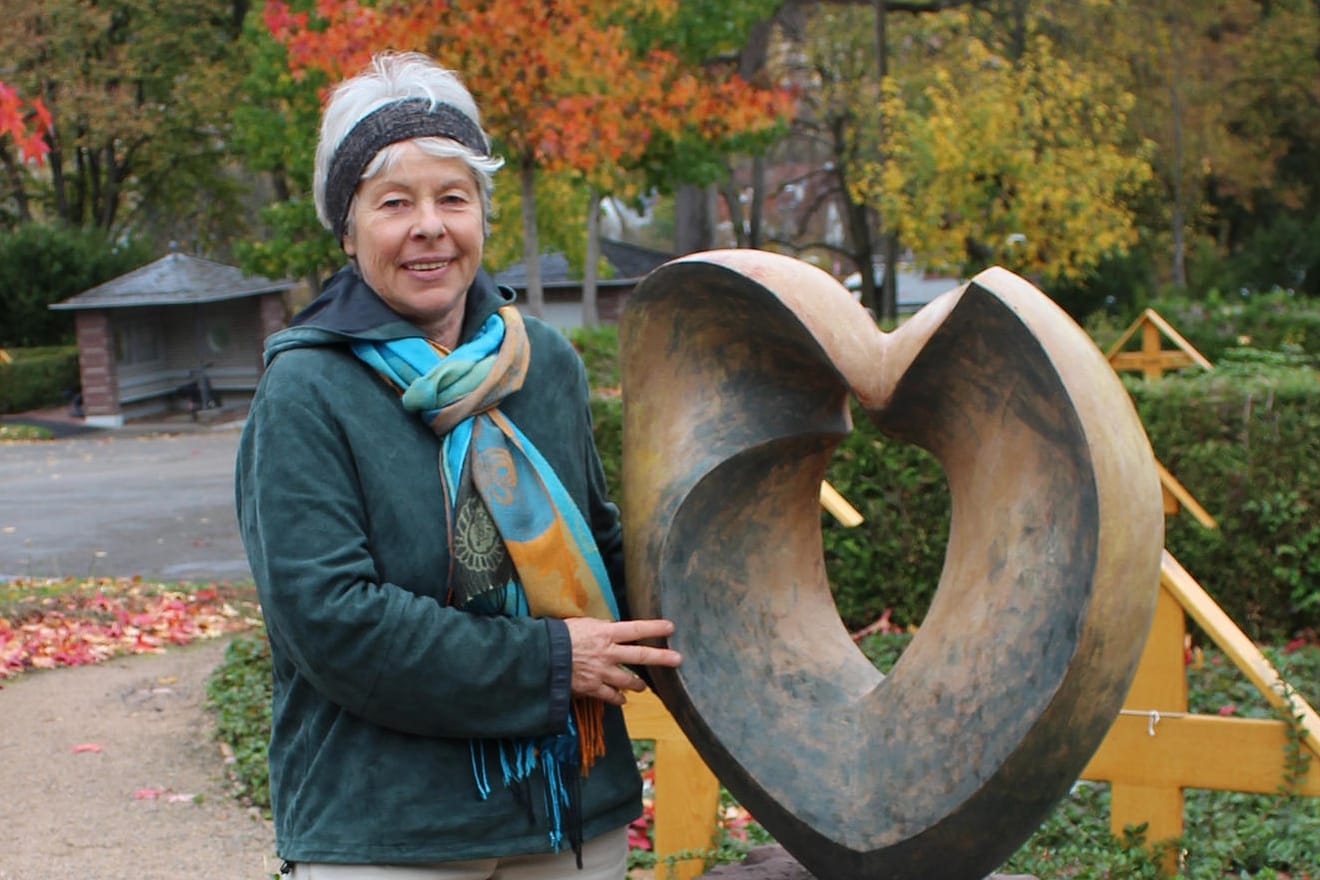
[
  {"x1": 623, "y1": 692, "x2": 722, "y2": 880},
  {"x1": 1105, "y1": 309, "x2": 1214, "y2": 381},
  {"x1": 624, "y1": 549, "x2": 1319, "y2": 876}
]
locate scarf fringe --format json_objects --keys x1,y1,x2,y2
[{"x1": 573, "y1": 696, "x2": 607, "y2": 775}]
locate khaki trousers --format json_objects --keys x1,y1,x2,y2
[{"x1": 289, "y1": 826, "x2": 629, "y2": 880}]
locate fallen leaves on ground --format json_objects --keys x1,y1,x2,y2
[
  {"x1": 0, "y1": 576, "x2": 262, "y2": 679},
  {"x1": 133, "y1": 787, "x2": 198, "y2": 803}
]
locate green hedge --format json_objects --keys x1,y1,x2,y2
[
  {"x1": 0, "y1": 223, "x2": 150, "y2": 348},
  {"x1": 578, "y1": 328, "x2": 1320, "y2": 641},
  {"x1": 1123, "y1": 289, "x2": 1320, "y2": 362},
  {"x1": 0, "y1": 346, "x2": 80, "y2": 415},
  {"x1": 1126, "y1": 352, "x2": 1320, "y2": 638}
]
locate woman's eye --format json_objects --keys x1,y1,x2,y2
[{"x1": 380, "y1": 197, "x2": 408, "y2": 209}]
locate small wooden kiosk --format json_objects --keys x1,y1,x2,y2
[{"x1": 50, "y1": 253, "x2": 292, "y2": 427}]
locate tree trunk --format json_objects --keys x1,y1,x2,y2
[
  {"x1": 749, "y1": 154, "x2": 766, "y2": 248},
  {"x1": 720, "y1": 174, "x2": 747, "y2": 248},
  {"x1": 846, "y1": 195, "x2": 878, "y2": 316},
  {"x1": 741, "y1": 19, "x2": 772, "y2": 250},
  {"x1": 879, "y1": 232, "x2": 899, "y2": 323},
  {"x1": 0, "y1": 146, "x2": 32, "y2": 223},
  {"x1": 519, "y1": 158, "x2": 544, "y2": 318},
  {"x1": 674, "y1": 183, "x2": 718, "y2": 255},
  {"x1": 582, "y1": 187, "x2": 601, "y2": 328},
  {"x1": 1168, "y1": 35, "x2": 1188, "y2": 288}
]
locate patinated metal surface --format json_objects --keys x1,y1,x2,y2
[{"x1": 620, "y1": 250, "x2": 1164, "y2": 880}]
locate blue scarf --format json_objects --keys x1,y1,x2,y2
[{"x1": 352, "y1": 306, "x2": 619, "y2": 857}]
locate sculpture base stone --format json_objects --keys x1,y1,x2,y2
[{"x1": 695, "y1": 845, "x2": 1040, "y2": 880}]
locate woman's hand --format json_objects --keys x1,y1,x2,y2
[{"x1": 564, "y1": 618, "x2": 682, "y2": 706}]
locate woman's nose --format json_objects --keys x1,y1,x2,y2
[{"x1": 411, "y1": 202, "x2": 445, "y2": 238}]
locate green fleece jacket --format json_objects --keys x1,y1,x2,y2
[{"x1": 235, "y1": 266, "x2": 641, "y2": 865}]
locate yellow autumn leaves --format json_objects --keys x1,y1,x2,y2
[{"x1": 850, "y1": 36, "x2": 1154, "y2": 283}]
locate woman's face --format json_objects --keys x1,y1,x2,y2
[{"x1": 343, "y1": 142, "x2": 484, "y2": 347}]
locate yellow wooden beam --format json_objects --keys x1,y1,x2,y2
[
  {"x1": 1160, "y1": 550, "x2": 1320, "y2": 757},
  {"x1": 1108, "y1": 783, "x2": 1184, "y2": 858},
  {"x1": 820, "y1": 480, "x2": 864, "y2": 527},
  {"x1": 1155, "y1": 461, "x2": 1218, "y2": 528},
  {"x1": 1141, "y1": 310, "x2": 1215, "y2": 371},
  {"x1": 1105, "y1": 308, "x2": 1214, "y2": 380},
  {"x1": 624, "y1": 690, "x2": 721, "y2": 880},
  {"x1": 1084, "y1": 713, "x2": 1320, "y2": 796}
]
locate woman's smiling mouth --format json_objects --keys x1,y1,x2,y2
[{"x1": 404, "y1": 259, "x2": 451, "y2": 271}]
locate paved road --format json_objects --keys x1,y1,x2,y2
[{"x1": 0, "y1": 424, "x2": 251, "y2": 583}]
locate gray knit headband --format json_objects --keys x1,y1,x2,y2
[{"x1": 325, "y1": 97, "x2": 490, "y2": 240}]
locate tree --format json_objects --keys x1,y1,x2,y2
[
  {"x1": 846, "y1": 14, "x2": 1153, "y2": 289},
  {"x1": 623, "y1": 0, "x2": 787, "y2": 256},
  {"x1": 264, "y1": 0, "x2": 791, "y2": 316},
  {"x1": 0, "y1": 223, "x2": 151, "y2": 347},
  {"x1": 0, "y1": 0, "x2": 247, "y2": 244},
  {"x1": 1091, "y1": 1, "x2": 1259, "y2": 288},
  {"x1": 0, "y1": 83, "x2": 52, "y2": 164},
  {"x1": 230, "y1": 6, "x2": 341, "y2": 289},
  {"x1": 771, "y1": 1, "x2": 998, "y2": 320},
  {"x1": 0, "y1": 80, "x2": 52, "y2": 224}
]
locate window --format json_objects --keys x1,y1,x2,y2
[{"x1": 113, "y1": 318, "x2": 162, "y2": 366}]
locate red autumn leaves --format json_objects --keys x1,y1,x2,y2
[
  {"x1": 0, "y1": 81, "x2": 52, "y2": 165},
  {"x1": 0, "y1": 577, "x2": 261, "y2": 680}
]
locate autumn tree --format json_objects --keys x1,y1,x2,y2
[
  {"x1": 771, "y1": 0, "x2": 1002, "y2": 320},
  {"x1": 0, "y1": 0, "x2": 247, "y2": 245},
  {"x1": 1031, "y1": 1, "x2": 1265, "y2": 289},
  {"x1": 623, "y1": 0, "x2": 786, "y2": 255},
  {"x1": 1010, "y1": 0, "x2": 1320, "y2": 295},
  {"x1": 854, "y1": 22, "x2": 1153, "y2": 288},
  {"x1": 229, "y1": 7, "x2": 341, "y2": 290},
  {"x1": 264, "y1": 0, "x2": 791, "y2": 317},
  {"x1": 0, "y1": 81, "x2": 52, "y2": 222}
]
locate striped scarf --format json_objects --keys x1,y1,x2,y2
[{"x1": 352, "y1": 306, "x2": 618, "y2": 857}]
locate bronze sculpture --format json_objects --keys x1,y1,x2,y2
[{"x1": 620, "y1": 250, "x2": 1164, "y2": 879}]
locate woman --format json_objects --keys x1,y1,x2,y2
[{"x1": 236, "y1": 52, "x2": 682, "y2": 879}]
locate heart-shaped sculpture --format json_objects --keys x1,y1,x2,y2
[{"x1": 620, "y1": 250, "x2": 1164, "y2": 880}]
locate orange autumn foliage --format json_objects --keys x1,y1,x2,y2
[{"x1": 263, "y1": 0, "x2": 792, "y2": 180}]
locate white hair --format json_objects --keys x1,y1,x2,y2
[{"x1": 313, "y1": 52, "x2": 503, "y2": 234}]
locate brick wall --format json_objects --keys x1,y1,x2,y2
[{"x1": 75, "y1": 311, "x2": 118, "y2": 418}]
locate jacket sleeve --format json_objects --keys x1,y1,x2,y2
[{"x1": 236, "y1": 352, "x2": 570, "y2": 741}]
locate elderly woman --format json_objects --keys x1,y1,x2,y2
[{"x1": 236, "y1": 52, "x2": 682, "y2": 879}]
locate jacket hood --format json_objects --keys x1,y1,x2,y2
[{"x1": 264, "y1": 264, "x2": 515, "y2": 365}]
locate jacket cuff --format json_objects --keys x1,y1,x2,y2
[{"x1": 545, "y1": 617, "x2": 572, "y2": 731}]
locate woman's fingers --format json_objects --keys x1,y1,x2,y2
[
  {"x1": 565, "y1": 617, "x2": 682, "y2": 701},
  {"x1": 597, "y1": 619, "x2": 682, "y2": 667},
  {"x1": 610, "y1": 618, "x2": 675, "y2": 642},
  {"x1": 614, "y1": 641, "x2": 683, "y2": 668}
]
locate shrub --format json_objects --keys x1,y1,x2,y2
[
  {"x1": 0, "y1": 346, "x2": 80, "y2": 415},
  {"x1": 205, "y1": 634, "x2": 273, "y2": 815},
  {"x1": 1128, "y1": 358, "x2": 1320, "y2": 638},
  {"x1": 1139, "y1": 288, "x2": 1320, "y2": 363},
  {"x1": 0, "y1": 223, "x2": 150, "y2": 348}
]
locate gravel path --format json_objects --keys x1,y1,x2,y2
[{"x1": 0, "y1": 637, "x2": 277, "y2": 879}]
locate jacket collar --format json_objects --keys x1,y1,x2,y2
[{"x1": 265, "y1": 264, "x2": 516, "y2": 364}]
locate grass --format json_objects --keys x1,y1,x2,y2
[
  {"x1": 206, "y1": 629, "x2": 1320, "y2": 877},
  {"x1": 0, "y1": 422, "x2": 54, "y2": 442}
]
